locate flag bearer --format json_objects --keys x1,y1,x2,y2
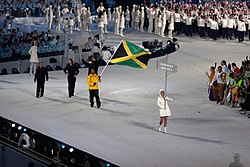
[{"x1": 87, "y1": 69, "x2": 102, "y2": 108}]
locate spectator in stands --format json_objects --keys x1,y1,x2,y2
[
  {"x1": 240, "y1": 77, "x2": 250, "y2": 114},
  {"x1": 231, "y1": 63, "x2": 241, "y2": 75},
  {"x1": 28, "y1": 40, "x2": 39, "y2": 75},
  {"x1": 4, "y1": 15, "x2": 12, "y2": 31},
  {"x1": 18, "y1": 132, "x2": 35, "y2": 149},
  {"x1": 221, "y1": 60, "x2": 229, "y2": 75},
  {"x1": 228, "y1": 153, "x2": 244, "y2": 167},
  {"x1": 16, "y1": 27, "x2": 23, "y2": 39},
  {"x1": 101, "y1": 46, "x2": 112, "y2": 62},
  {"x1": 213, "y1": 66, "x2": 227, "y2": 104},
  {"x1": 91, "y1": 43, "x2": 101, "y2": 55},
  {"x1": 55, "y1": 35, "x2": 60, "y2": 45},
  {"x1": 207, "y1": 66, "x2": 216, "y2": 86}
]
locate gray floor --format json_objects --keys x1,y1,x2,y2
[{"x1": 0, "y1": 31, "x2": 250, "y2": 167}]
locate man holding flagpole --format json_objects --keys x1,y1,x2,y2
[{"x1": 87, "y1": 69, "x2": 102, "y2": 108}]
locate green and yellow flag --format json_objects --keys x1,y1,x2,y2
[{"x1": 110, "y1": 40, "x2": 152, "y2": 69}]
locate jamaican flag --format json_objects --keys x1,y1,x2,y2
[{"x1": 110, "y1": 40, "x2": 152, "y2": 69}]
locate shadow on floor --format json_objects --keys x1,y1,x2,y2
[
  {"x1": 167, "y1": 132, "x2": 227, "y2": 144},
  {"x1": 99, "y1": 108, "x2": 131, "y2": 117}
]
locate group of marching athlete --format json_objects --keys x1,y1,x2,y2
[
  {"x1": 41, "y1": 1, "x2": 250, "y2": 43},
  {"x1": 32, "y1": 55, "x2": 102, "y2": 108}
]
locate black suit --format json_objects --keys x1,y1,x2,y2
[
  {"x1": 64, "y1": 64, "x2": 79, "y2": 97},
  {"x1": 34, "y1": 66, "x2": 48, "y2": 97}
]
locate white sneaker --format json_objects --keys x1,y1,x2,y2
[
  {"x1": 158, "y1": 125, "x2": 162, "y2": 132},
  {"x1": 163, "y1": 127, "x2": 167, "y2": 134}
]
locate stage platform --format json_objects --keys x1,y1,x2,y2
[{"x1": 0, "y1": 31, "x2": 250, "y2": 167}]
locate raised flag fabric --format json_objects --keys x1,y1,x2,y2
[{"x1": 110, "y1": 40, "x2": 152, "y2": 69}]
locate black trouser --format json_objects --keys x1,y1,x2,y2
[
  {"x1": 221, "y1": 28, "x2": 227, "y2": 38},
  {"x1": 227, "y1": 28, "x2": 233, "y2": 40},
  {"x1": 238, "y1": 31, "x2": 244, "y2": 42},
  {"x1": 185, "y1": 25, "x2": 192, "y2": 36},
  {"x1": 218, "y1": 25, "x2": 222, "y2": 37},
  {"x1": 199, "y1": 27, "x2": 205, "y2": 37},
  {"x1": 211, "y1": 29, "x2": 217, "y2": 40},
  {"x1": 174, "y1": 22, "x2": 181, "y2": 34},
  {"x1": 36, "y1": 82, "x2": 45, "y2": 97},
  {"x1": 68, "y1": 76, "x2": 76, "y2": 97},
  {"x1": 89, "y1": 89, "x2": 101, "y2": 107}
]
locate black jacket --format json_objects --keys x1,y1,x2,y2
[
  {"x1": 64, "y1": 64, "x2": 79, "y2": 77},
  {"x1": 82, "y1": 59, "x2": 107, "y2": 75},
  {"x1": 34, "y1": 67, "x2": 48, "y2": 83}
]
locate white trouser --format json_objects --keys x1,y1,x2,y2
[
  {"x1": 81, "y1": 22, "x2": 87, "y2": 35},
  {"x1": 30, "y1": 62, "x2": 37, "y2": 75},
  {"x1": 104, "y1": 24, "x2": 108, "y2": 33},
  {"x1": 168, "y1": 29, "x2": 173, "y2": 39},
  {"x1": 48, "y1": 18, "x2": 53, "y2": 30},
  {"x1": 161, "y1": 24, "x2": 166, "y2": 36},
  {"x1": 99, "y1": 27, "x2": 104, "y2": 37},
  {"x1": 148, "y1": 20, "x2": 153, "y2": 33},
  {"x1": 119, "y1": 28, "x2": 124, "y2": 36},
  {"x1": 140, "y1": 19, "x2": 144, "y2": 31}
]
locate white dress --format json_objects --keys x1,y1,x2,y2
[
  {"x1": 103, "y1": 12, "x2": 108, "y2": 25},
  {"x1": 98, "y1": 15, "x2": 104, "y2": 28},
  {"x1": 158, "y1": 96, "x2": 172, "y2": 117},
  {"x1": 168, "y1": 14, "x2": 174, "y2": 30},
  {"x1": 120, "y1": 14, "x2": 125, "y2": 29},
  {"x1": 29, "y1": 46, "x2": 39, "y2": 63}
]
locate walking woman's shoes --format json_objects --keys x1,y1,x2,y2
[
  {"x1": 158, "y1": 125, "x2": 162, "y2": 132},
  {"x1": 158, "y1": 126, "x2": 167, "y2": 134},
  {"x1": 163, "y1": 127, "x2": 167, "y2": 134}
]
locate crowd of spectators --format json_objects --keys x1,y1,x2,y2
[
  {"x1": 207, "y1": 57, "x2": 250, "y2": 118},
  {"x1": 0, "y1": 24, "x2": 64, "y2": 61},
  {"x1": 0, "y1": 0, "x2": 74, "y2": 17}
]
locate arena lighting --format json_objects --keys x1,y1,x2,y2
[
  {"x1": 0, "y1": 116, "x2": 119, "y2": 167},
  {"x1": 69, "y1": 148, "x2": 74, "y2": 152},
  {"x1": 18, "y1": 126, "x2": 22, "y2": 130},
  {"x1": 61, "y1": 144, "x2": 66, "y2": 149}
]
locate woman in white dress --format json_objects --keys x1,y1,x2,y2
[
  {"x1": 98, "y1": 11, "x2": 104, "y2": 38},
  {"x1": 134, "y1": 6, "x2": 140, "y2": 30},
  {"x1": 29, "y1": 40, "x2": 39, "y2": 75},
  {"x1": 119, "y1": 11, "x2": 125, "y2": 36},
  {"x1": 168, "y1": 12, "x2": 175, "y2": 39},
  {"x1": 157, "y1": 89, "x2": 172, "y2": 133},
  {"x1": 87, "y1": 7, "x2": 92, "y2": 32},
  {"x1": 103, "y1": 9, "x2": 108, "y2": 33},
  {"x1": 157, "y1": 11, "x2": 163, "y2": 36}
]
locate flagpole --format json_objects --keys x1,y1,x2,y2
[{"x1": 99, "y1": 40, "x2": 123, "y2": 77}]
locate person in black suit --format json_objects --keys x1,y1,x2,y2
[
  {"x1": 64, "y1": 59, "x2": 79, "y2": 98},
  {"x1": 34, "y1": 62, "x2": 49, "y2": 98}
]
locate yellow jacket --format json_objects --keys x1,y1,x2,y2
[{"x1": 87, "y1": 73, "x2": 102, "y2": 90}]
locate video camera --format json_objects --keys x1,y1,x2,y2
[{"x1": 142, "y1": 39, "x2": 163, "y2": 51}]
